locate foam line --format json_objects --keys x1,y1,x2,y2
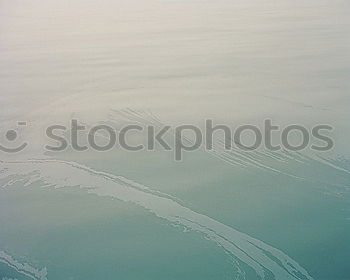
[
  {"x1": 0, "y1": 251, "x2": 47, "y2": 280},
  {"x1": 0, "y1": 159, "x2": 313, "y2": 280}
]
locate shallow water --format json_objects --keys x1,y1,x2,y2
[{"x1": 0, "y1": 0, "x2": 350, "y2": 279}]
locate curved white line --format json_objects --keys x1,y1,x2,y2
[{"x1": 0, "y1": 159, "x2": 313, "y2": 280}]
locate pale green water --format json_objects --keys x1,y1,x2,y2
[{"x1": 1, "y1": 0, "x2": 350, "y2": 279}]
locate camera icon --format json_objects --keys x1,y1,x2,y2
[{"x1": 0, "y1": 121, "x2": 28, "y2": 153}]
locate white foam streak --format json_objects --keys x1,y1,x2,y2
[
  {"x1": 0, "y1": 159, "x2": 313, "y2": 280},
  {"x1": 0, "y1": 251, "x2": 47, "y2": 280}
]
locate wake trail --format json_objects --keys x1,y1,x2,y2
[
  {"x1": 0, "y1": 159, "x2": 313, "y2": 280},
  {"x1": 0, "y1": 251, "x2": 47, "y2": 280}
]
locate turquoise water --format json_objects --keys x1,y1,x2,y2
[{"x1": 1, "y1": 0, "x2": 350, "y2": 279}]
